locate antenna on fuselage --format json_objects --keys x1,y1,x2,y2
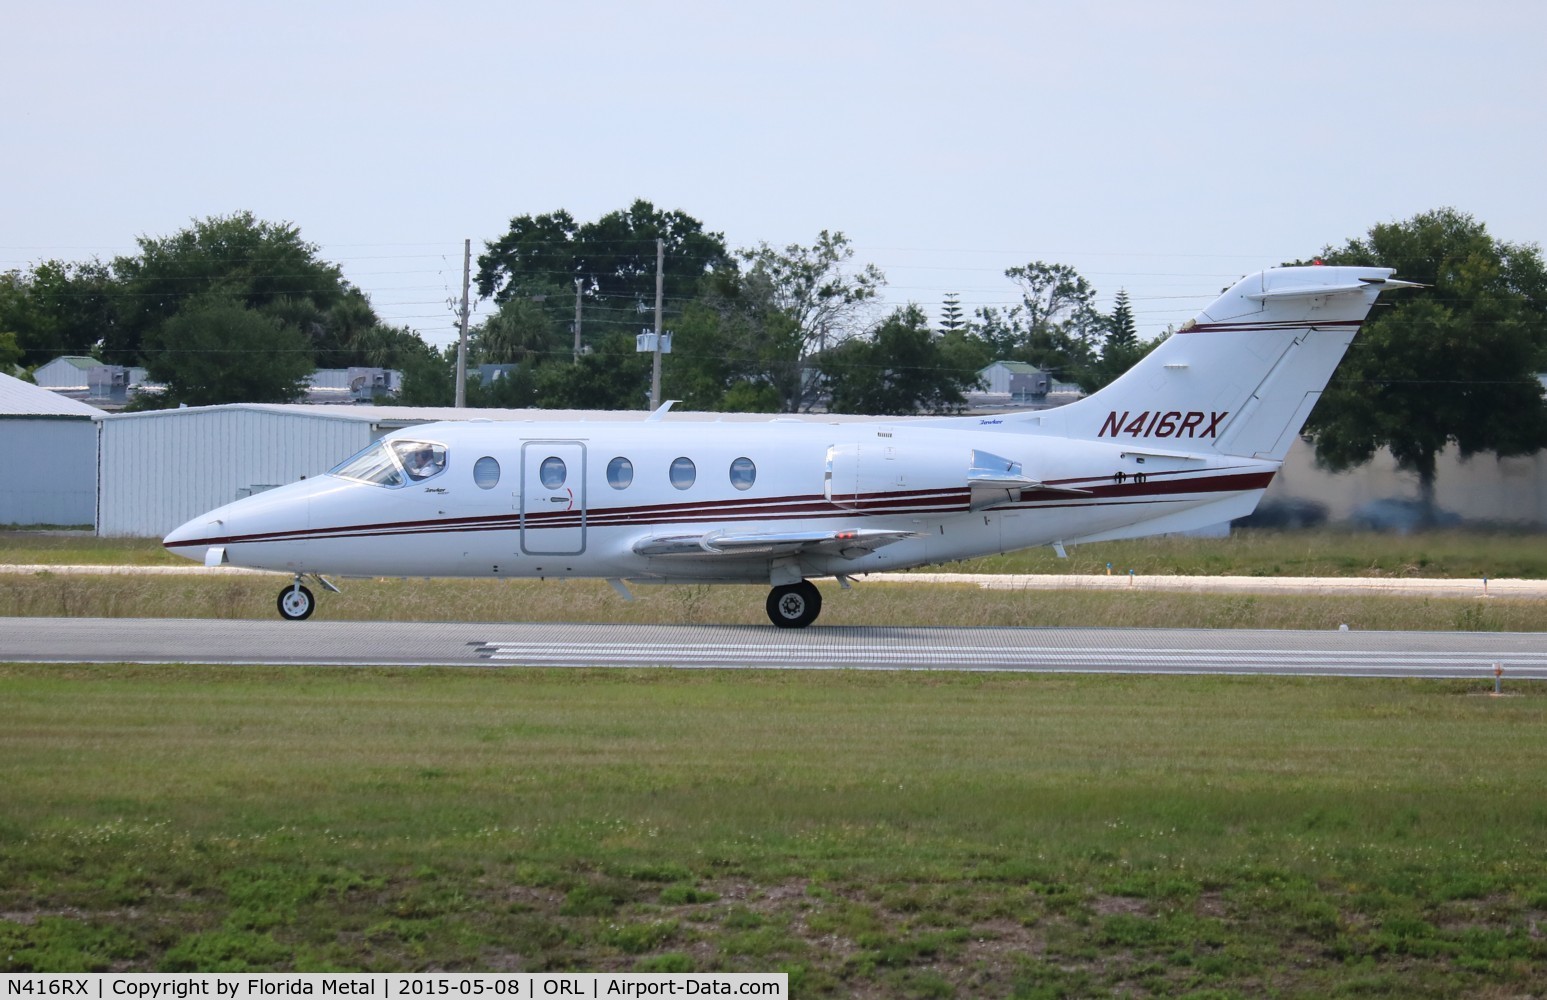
[{"x1": 646, "y1": 400, "x2": 680, "y2": 423}]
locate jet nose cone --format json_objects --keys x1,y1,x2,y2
[{"x1": 163, "y1": 515, "x2": 217, "y2": 560}]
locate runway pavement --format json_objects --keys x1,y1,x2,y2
[{"x1": 3, "y1": 617, "x2": 1544, "y2": 679}]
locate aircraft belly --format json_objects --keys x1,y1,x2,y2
[
  {"x1": 935, "y1": 512, "x2": 1002, "y2": 563},
  {"x1": 995, "y1": 488, "x2": 1257, "y2": 551}
]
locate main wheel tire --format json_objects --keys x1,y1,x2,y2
[
  {"x1": 277, "y1": 584, "x2": 316, "y2": 621},
  {"x1": 766, "y1": 580, "x2": 822, "y2": 629}
]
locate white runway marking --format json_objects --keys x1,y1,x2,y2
[
  {"x1": 3, "y1": 618, "x2": 1543, "y2": 679},
  {"x1": 467, "y1": 638, "x2": 1547, "y2": 677}
]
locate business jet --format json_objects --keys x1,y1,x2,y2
[{"x1": 164, "y1": 265, "x2": 1414, "y2": 627}]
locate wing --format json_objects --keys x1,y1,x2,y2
[{"x1": 633, "y1": 527, "x2": 922, "y2": 560}]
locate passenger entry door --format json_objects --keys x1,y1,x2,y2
[{"x1": 520, "y1": 441, "x2": 586, "y2": 555}]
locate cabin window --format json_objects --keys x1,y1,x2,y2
[
  {"x1": 473, "y1": 456, "x2": 500, "y2": 489},
  {"x1": 729, "y1": 457, "x2": 756, "y2": 490},
  {"x1": 607, "y1": 456, "x2": 634, "y2": 489},
  {"x1": 539, "y1": 456, "x2": 567, "y2": 489},
  {"x1": 670, "y1": 457, "x2": 696, "y2": 490}
]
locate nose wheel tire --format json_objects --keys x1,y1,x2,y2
[
  {"x1": 767, "y1": 580, "x2": 822, "y2": 629},
  {"x1": 277, "y1": 584, "x2": 316, "y2": 621}
]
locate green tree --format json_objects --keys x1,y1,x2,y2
[
  {"x1": 136, "y1": 294, "x2": 315, "y2": 407},
  {"x1": 1107, "y1": 288, "x2": 1137, "y2": 350},
  {"x1": 655, "y1": 288, "x2": 800, "y2": 412},
  {"x1": 397, "y1": 344, "x2": 457, "y2": 407},
  {"x1": 656, "y1": 300, "x2": 742, "y2": 411},
  {"x1": 820, "y1": 305, "x2": 987, "y2": 415},
  {"x1": 735, "y1": 231, "x2": 885, "y2": 411},
  {"x1": 720, "y1": 380, "x2": 782, "y2": 412},
  {"x1": 1081, "y1": 288, "x2": 1153, "y2": 393},
  {"x1": 0, "y1": 260, "x2": 118, "y2": 366},
  {"x1": 533, "y1": 333, "x2": 650, "y2": 410},
  {"x1": 352, "y1": 323, "x2": 440, "y2": 372},
  {"x1": 0, "y1": 330, "x2": 22, "y2": 375},
  {"x1": 466, "y1": 365, "x2": 539, "y2": 409},
  {"x1": 1301, "y1": 208, "x2": 1547, "y2": 520},
  {"x1": 472, "y1": 289, "x2": 570, "y2": 367},
  {"x1": 939, "y1": 292, "x2": 965, "y2": 334},
  {"x1": 970, "y1": 261, "x2": 1102, "y2": 387},
  {"x1": 476, "y1": 200, "x2": 732, "y2": 348},
  {"x1": 316, "y1": 290, "x2": 381, "y2": 368},
  {"x1": 109, "y1": 211, "x2": 365, "y2": 366},
  {"x1": 693, "y1": 266, "x2": 807, "y2": 412}
]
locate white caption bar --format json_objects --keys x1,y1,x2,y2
[{"x1": 1, "y1": 975, "x2": 786, "y2": 1000}]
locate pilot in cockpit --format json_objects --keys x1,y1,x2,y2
[{"x1": 403, "y1": 445, "x2": 444, "y2": 481}]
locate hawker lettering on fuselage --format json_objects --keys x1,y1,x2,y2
[{"x1": 164, "y1": 266, "x2": 1418, "y2": 627}]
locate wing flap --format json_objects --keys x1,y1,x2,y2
[{"x1": 634, "y1": 527, "x2": 922, "y2": 560}]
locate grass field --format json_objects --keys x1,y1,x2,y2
[
  {"x1": 3, "y1": 528, "x2": 1545, "y2": 992},
  {"x1": 1, "y1": 665, "x2": 1544, "y2": 995},
  {"x1": 954, "y1": 527, "x2": 1547, "y2": 580}
]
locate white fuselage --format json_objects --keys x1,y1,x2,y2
[{"x1": 163, "y1": 415, "x2": 1275, "y2": 584}]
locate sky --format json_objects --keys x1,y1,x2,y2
[{"x1": 4, "y1": 0, "x2": 1545, "y2": 349}]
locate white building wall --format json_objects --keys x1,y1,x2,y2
[
  {"x1": 32, "y1": 358, "x2": 97, "y2": 388},
  {"x1": 1267, "y1": 436, "x2": 1547, "y2": 527},
  {"x1": 97, "y1": 409, "x2": 385, "y2": 537},
  {"x1": 1, "y1": 418, "x2": 97, "y2": 526},
  {"x1": 981, "y1": 363, "x2": 1014, "y2": 395},
  {"x1": 307, "y1": 369, "x2": 353, "y2": 390}
]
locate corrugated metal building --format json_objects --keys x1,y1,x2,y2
[
  {"x1": 32, "y1": 356, "x2": 103, "y2": 388},
  {"x1": 96, "y1": 404, "x2": 450, "y2": 537},
  {"x1": 0, "y1": 373, "x2": 101, "y2": 527},
  {"x1": 978, "y1": 361, "x2": 1050, "y2": 398}
]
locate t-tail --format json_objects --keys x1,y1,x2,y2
[{"x1": 1037, "y1": 266, "x2": 1417, "y2": 461}]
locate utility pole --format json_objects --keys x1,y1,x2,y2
[
  {"x1": 455, "y1": 238, "x2": 471, "y2": 408},
  {"x1": 573, "y1": 279, "x2": 583, "y2": 362},
  {"x1": 650, "y1": 237, "x2": 664, "y2": 408}
]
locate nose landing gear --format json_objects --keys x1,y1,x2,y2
[
  {"x1": 276, "y1": 574, "x2": 340, "y2": 621},
  {"x1": 277, "y1": 581, "x2": 315, "y2": 621}
]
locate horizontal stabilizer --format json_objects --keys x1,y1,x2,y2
[{"x1": 1245, "y1": 276, "x2": 1424, "y2": 301}]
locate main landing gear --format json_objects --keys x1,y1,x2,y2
[
  {"x1": 276, "y1": 574, "x2": 339, "y2": 621},
  {"x1": 766, "y1": 580, "x2": 822, "y2": 629}
]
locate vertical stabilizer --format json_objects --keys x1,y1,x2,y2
[{"x1": 1033, "y1": 266, "x2": 1411, "y2": 461}]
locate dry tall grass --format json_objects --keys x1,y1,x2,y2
[{"x1": 3, "y1": 572, "x2": 1543, "y2": 631}]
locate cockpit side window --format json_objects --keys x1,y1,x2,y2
[
  {"x1": 329, "y1": 441, "x2": 405, "y2": 487},
  {"x1": 393, "y1": 440, "x2": 447, "y2": 482},
  {"x1": 329, "y1": 439, "x2": 447, "y2": 488}
]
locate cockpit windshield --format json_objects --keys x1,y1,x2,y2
[{"x1": 329, "y1": 439, "x2": 447, "y2": 488}]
